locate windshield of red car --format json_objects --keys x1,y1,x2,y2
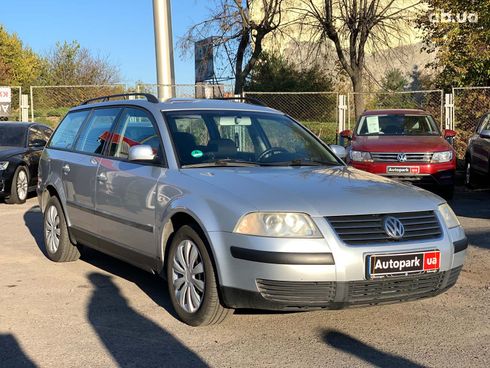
[
  {"x1": 0, "y1": 125, "x2": 26, "y2": 147},
  {"x1": 356, "y1": 114, "x2": 440, "y2": 136}
]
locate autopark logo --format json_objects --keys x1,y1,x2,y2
[{"x1": 429, "y1": 9, "x2": 478, "y2": 24}]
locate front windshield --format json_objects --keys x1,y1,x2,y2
[
  {"x1": 356, "y1": 114, "x2": 440, "y2": 136},
  {"x1": 0, "y1": 125, "x2": 26, "y2": 147},
  {"x1": 164, "y1": 111, "x2": 341, "y2": 167}
]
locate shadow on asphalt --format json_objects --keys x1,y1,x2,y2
[
  {"x1": 0, "y1": 334, "x2": 37, "y2": 367},
  {"x1": 449, "y1": 188, "x2": 490, "y2": 220},
  {"x1": 322, "y1": 330, "x2": 426, "y2": 368},
  {"x1": 23, "y1": 206, "x2": 45, "y2": 255},
  {"x1": 87, "y1": 273, "x2": 208, "y2": 368}
]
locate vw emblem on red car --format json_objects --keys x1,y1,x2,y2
[
  {"x1": 383, "y1": 216, "x2": 405, "y2": 239},
  {"x1": 397, "y1": 153, "x2": 407, "y2": 162}
]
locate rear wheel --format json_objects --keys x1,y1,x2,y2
[
  {"x1": 166, "y1": 225, "x2": 231, "y2": 326},
  {"x1": 5, "y1": 166, "x2": 29, "y2": 204},
  {"x1": 43, "y1": 196, "x2": 80, "y2": 262}
]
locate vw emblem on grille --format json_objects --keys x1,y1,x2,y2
[
  {"x1": 397, "y1": 153, "x2": 407, "y2": 162},
  {"x1": 383, "y1": 216, "x2": 405, "y2": 240}
]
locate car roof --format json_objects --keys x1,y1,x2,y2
[
  {"x1": 362, "y1": 109, "x2": 429, "y2": 116},
  {"x1": 70, "y1": 98, "x2": 282, "y2": 115},
  {"x1": 0, "y1": 121, "x2": 49, "y2": 128}
]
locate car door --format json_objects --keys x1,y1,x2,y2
[
  {"x1": 95, "y1": 107, "x2": 166, "y2": 264},
  {"x1": 26, "y1": 126, "x2": 45, "y2": 187},
  {"x1": 62, "y1": 107, "x2": 122, "y2": 234},
  {"x1": 472, "y1": 114, "x2": 490, "y2": 173}
]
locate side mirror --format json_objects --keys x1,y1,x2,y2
[
  {"x1": 330, "y1": 144, "x2": 347, "y2": 159},
  {"x1": 444, "y1": 129, "x2": 457, "y2": 138},
  {"x1": 128, "y1": 145, "x2": 155, "y2": 162},
  {"x1": 29, "y1": 139, "x2": 47, "y2": 148},
  {"x1": 480, "y1": 129, "x2": 490, "y2": 139},
  {"x1": 340, "y1": 130, "x2": 352, "y2": 139}
]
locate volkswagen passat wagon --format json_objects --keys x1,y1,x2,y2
[{"x1": 37, "y1": 94, "x2": 467, "y2": 326}]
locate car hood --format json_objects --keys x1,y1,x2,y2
[
  {"x1": 0, "y1": 146, "x2": 25, "y2": 160},
  {"x1": 182, "y1": 166, "x2": 443, "y2": 217},
  {"x1": 351, "y1": 135, "x2": 452, "y2": 152}
]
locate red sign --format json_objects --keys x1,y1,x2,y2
[{"x1": 423, "y1": 251, "x2": 440, "y2": 270}]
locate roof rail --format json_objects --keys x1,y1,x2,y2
[
  {"x1": 80, "y1": 93, "x2": 159, "y2": 105},
  {"x1": 212, "y1": 97, "x2": 268, "y2": 107}
]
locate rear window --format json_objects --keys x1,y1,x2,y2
[{"x1": 49, "y1": 110, "x2": 90, "y2": 150}]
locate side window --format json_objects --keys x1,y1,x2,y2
[
  {"x1": 75, "y1": 108, "x2": 121, "y2": 154},
  {"x1": 28, "y1": 127, "x2": 44, "y2": 146},
  {"x1": 482, "y1": 114, "x2": 490, "y2": 131},
  {"x1": 39, "y1": 126, "x2": 53, "y2": 141},
  {"x1": 108, "y1": 108, "x2": 163, "y2": 161},
  {"x1": 49, "y1": 110, "x2": 90, "y2": 150}
]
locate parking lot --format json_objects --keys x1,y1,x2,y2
[{"x1": 1, "y1": 188, "x2": 489, "y2": 368}]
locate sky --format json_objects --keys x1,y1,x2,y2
[{"x1": 0, "y1": 0, "x2": 211, "y2": 85}]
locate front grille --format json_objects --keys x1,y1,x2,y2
[
  {"x1": 256, "y1": 279, "x2": 336, "y2": 305},
  {"x1": 326, "y1": 211, "x2": 442, "y2": 245},
  {"x1": 371, "y1": 152, "x2": 433, "y2": 163},
  {"x1": 347, "y1": 271, "x2": 446, "y2": 305}
]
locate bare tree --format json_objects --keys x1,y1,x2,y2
[
  {"x1": 296, "y1": 0, "x2": 421, "y2": 117},
  {"x1": 181, "y1": 0, "x2": 285, "y2": 94}
]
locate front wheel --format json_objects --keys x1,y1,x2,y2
[
  {"x1": 166, "y1": 225, "x2": 231, "y2": 326},
  {"x1": 5, "y1": 166, "x2": 29, "y2": 204}
]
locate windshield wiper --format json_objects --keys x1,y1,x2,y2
[
  {"x1": 182, "y1": 159, "x2": 260, "y2": 168},
  {"x1": 260, "y1": 159, "x2": 338, "y2": 167}
]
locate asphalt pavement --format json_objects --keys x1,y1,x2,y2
[{"x1": 1, "y1": 188, "x2": 489, "y2": 368}]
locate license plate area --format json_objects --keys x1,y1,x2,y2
[
  {"x1": 386, "y1": 166, "x2": 420, "y2": 174},
  {"x1": 366, "y1": 251, "x2": 440, "y2": 279}
]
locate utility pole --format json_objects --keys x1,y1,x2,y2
[{"x1": 153, "y1": 0, "x2": 175, "y2": 100}]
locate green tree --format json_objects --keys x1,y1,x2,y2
[
  {"x1": 0, "y1": 25, "x2": 42, "y2": 87},
  {"x1": 245, "y1": 53, "x2": 332, "y2": 92},
  {"x1": 381, "y1": 68, "x2": 408, "y2": 92},
  {"x1": 417, "y1": 0, "x2": 490, "y2": 88},
  {"x1": 41, "y1": 41, "x2": 119, "y2": 85}
]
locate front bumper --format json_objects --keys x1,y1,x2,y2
[
  {"x1": 209, "y1": 215, "x2": 467, "y2": 310},
  {"x1": 351, "y1": 161, "x2": 456, "y2": 186}
]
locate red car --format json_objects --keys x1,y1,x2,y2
[{"x1": 341, "y1": 109, "x2": 457, "y2": 198}]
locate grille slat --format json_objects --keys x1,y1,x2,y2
[
  {"x1": 326, "y1": 211, "x2": 442, "y2": 245},
  {"x1": 256, "y1": 279, "x2": 336, "y2": 304},
  {"x1": 371, "y1": 152, "x2": 433, "y2": 163}
]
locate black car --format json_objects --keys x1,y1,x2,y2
[
  {"x1": 465, "y1": 112, "x2": 490, "y2": 187},
  {"x1": 0, "y1": 122, "x2": 52, "y2": 204}
]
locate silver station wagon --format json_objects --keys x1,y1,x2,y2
[{"x1": 37, "y1": 94, "x2": 467, "y2": 326}]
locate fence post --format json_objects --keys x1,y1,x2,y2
[
  {"x1": 29, "y1": 87, "x2": 34, "y2": 122},
  {"x1": 338, "y1": 95, "x2": 347, "y2": 145},
  {"x1": 20, "y1": 94, "x2": 29, "y2": 122},
  {"x1": 444, "y1": 93, "x2": 454, "y2": 130}
]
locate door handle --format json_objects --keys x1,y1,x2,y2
[
  {"x1": 62, "y1": 164, "x2": 70, "y2": 174},
  {"x1": 97, "y1": 173, "x2": 107, "y2": 183}
]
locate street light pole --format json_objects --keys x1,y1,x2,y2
[{"x1": 153, "y1": 0, "x2": 175, "y2": 100}]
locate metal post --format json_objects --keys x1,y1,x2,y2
[
  {"x1": 338, "y1": 95, "x2": 347, "y2": 145},
  {"x1": 153, "y1": 0, "x2": 175, "y2": 101},
  {"x1": 444, "y1": 93, "x2": 454, "y2": 130},
  {"x1": 29, "y1": 87, "x2": 34, "y2": 122}
]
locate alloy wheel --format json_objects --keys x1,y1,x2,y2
[
  {"x1": 171, "y1": 239, "x2": 205, "y2": 313},
  {"x1": 45, "y1": 205, "x2": 61, "y2": 254},
  {"x1": 17, "y1": 169, "x2": 28, "y2": 201}
]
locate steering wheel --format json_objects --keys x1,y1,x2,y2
[{"x1": 257, "y1": 147, "x2": 289, "y2": 161}]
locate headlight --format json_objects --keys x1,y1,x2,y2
[
  {"x1": 234, "y1": 212, "x2": 322, "y2": 238},
  {"x1": 438, "y1": 203, "x2": 460, "y2": 229},
  {"x1": 350, "y1": 150, "x2": 372, "y2": 162},
  {"x1": 431, "y1": 151, "x2": 453, "y2": 163},
  {"x1": 0, "y1": 161, "x2": 9, "y2": 170}
]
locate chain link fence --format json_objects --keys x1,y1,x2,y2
[
  {"x1": 243, "y1": 91, "x2": 339, "y2": 144},
  {"x1": 453, "y1": 86, "x2": 490, "y2": 158},
  {"x1": 136, "y1": 83, "x2": 235, "y2": 99},
  {"x1": 30, "y1": 84, "x2": 127, "y2": 127},
  {"x1": 0, "y1": 86, "x2": 22, "y2": 121},
  {"x1": 348, "y1": 90, "x2": 444, "y2": 129}
]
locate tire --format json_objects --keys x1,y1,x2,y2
[
  {"x1": 464, "y1": 159, "x2": 476, "y2": 189},
  {"x1": 5, "y1": 166, "x2": 29, "y2": 204},
  {"x1": 166, "y1": 225, "x2": 231, "y2": 326},
  {"x1": 43, "y1": 196, "x2": 80, "y2": 262}
]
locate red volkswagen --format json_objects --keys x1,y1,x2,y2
[{"x1": 341, "y1": 109, "x2": 457, "y2": 198}]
